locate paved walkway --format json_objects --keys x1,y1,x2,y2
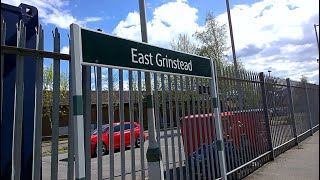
[{"x1": 245, "y1": 131, "x2": 319, "y2": 180}]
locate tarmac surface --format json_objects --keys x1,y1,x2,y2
[{"x1": 245, "y1": 131, "x2": 319, "y2": 180}]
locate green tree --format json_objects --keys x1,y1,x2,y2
[
  {"x1": 170, "y1": 34, "x2": 197, "y2": 104},
  {"x1": 194, "y1": 12, "x2": 230, "y2": 70},
  {"x1": 170, "y1": 12, "x2": 260, "y2": 112},
  {"x1": 170, "y1": 34, "x2": 198, "y2": 55},
  {"x1": 43, "y1": 64, "x2": 68, "y2": 129},
  {"x1": 300, "y1": 75, "x2": 309, "y2": 83}
]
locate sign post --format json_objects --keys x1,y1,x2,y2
[
  {"x1": 138, "y1": 1, "x2": 164, "y2": 180},
  {"x1": 70, "y1": 24, "x2": 86, "y2": 180}
]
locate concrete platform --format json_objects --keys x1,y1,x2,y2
[{"x1": 245, "y1": 131, "x2": 319, "y2": 180}]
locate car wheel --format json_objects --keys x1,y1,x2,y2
[
  {"x1": 96, "y1": 143, "x2": 108, "y2": 156},
  {"x1": 135, "y1": 136, "x2": 141, "y2": 148}
]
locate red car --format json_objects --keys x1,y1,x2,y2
[{"x1": 90, "y1": 122, "x2": 146, "y2": 156}]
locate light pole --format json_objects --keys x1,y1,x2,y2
[
  {"x1": 225, "y1": 0, "x2": 244, "y2": 110},
  {"x1": 314, "y1": 24, "x2": 319, "y2": 63},
  {"x1": 226, "y1": 0, "x2": 238, "y2": 71},
  {"x1": 138, "y1": 1, "x2": 164, "y2": 180}
]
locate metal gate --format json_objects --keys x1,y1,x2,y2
[
  {"x1": 69, "y1": 21, "x2": 227, "y2": 180},
  {"x1": 78, "y1": 67, "x2": 226, "y2": 180},
  {"x1": 1, "y1": 17, "x2": 228, "y2": 180}
]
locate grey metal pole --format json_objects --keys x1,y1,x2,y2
[
  {"x1": 210, "y1": 60, "x2": 227, "y2": 180},
  {"x1": 314, "y1": 24, "x2": 319, "y2": 63},
  {"x1": 226, "y1": 0, "x2": 237, "y2": 71},
  {"x1": 138, "y1": 1, "x2": 164, "y2": 180},
  {"x1": 258, "y1": 72, "x2": 274, "y2": 161},
  {"x1": 12, "y1": 20, "x2": 25, "y2": 180},
  {"x1": 286, "y1": 78, "x2": 298, "y2": 146},
  {"x1": 70, "y1": 23, "x2": 86, "y2": 180},
  {"x1": 303, "y1": 82, "x2": 313, "y2": 136},
  {"x1": 225, "y1": 0, "x2": 243, "y2": 110},
  {"x1": 32, "y1": 25, "x2": 44, "y2": 180}
]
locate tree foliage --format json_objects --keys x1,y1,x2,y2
[
  {"x1": 43, "y1": 64, "x2": 68, "y2": 128},
  {"x1": 300, "y1": 75, "x2": 309, "y2": 83},
  {"x1": 170, "y1": 34, "x2": 198, "y2": 55},
  {"x1": 194, "y1": 12, "x2": 230, "y2": 70},
  {"x1": 170, "y1": 12, "x2": 259, "y2": 112}
]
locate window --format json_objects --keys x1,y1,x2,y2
[
  {"x1": 124, "y1": 124, "x2": 131, "y2": 130},
  {"x1": 113, "y1": 125, "x2": 120, "y2": 132},
  {"x1": 92, "y1": 125, "x2": 109, "y2": 135}
]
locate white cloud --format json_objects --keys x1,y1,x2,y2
[
  {"x1": 113, "y1": 0, "x2": 199, "y2": 48},
  {"x1": 2, "y1": 0, "x2": 103, "y2": 29},
  {"x1": 280, "y1": 44, "x2": 313, "y2": 54},
  {"x1": 113, "y1": 0, "x2": 318, "y2": 83},
  {"x1": 61, "y1": 46, "x2": 69, "y2": 54},
  {"x1": 216, "y1": 0, "x2": 319, "y2": 83},
  {"x1": 216, "y1": 0, "x2": 318, "y2": 51}
]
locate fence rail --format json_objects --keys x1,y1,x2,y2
[{"x1": 1, "y1": 21, "x2": 319, "y2": 180}]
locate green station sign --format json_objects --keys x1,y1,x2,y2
[{"x1": 80, "y1": 28, "x2": 212, "y2": 78}]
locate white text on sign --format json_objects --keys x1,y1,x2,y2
[{"x1": 131, "y1": 48, "x2": 193, "y2": 71}]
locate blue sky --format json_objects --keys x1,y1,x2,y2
[{"x1": 3, "y1": 0, "x2": 320, "y2": 83}]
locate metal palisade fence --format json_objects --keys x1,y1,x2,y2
[{"x1": 1, "y1": 20, "x2": 319, "y2": 180}]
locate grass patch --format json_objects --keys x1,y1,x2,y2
[
  {"x1": 42, "y1": 146, "x2": 68, "y2": 156},
  {"x1": 42, "y1": 135, "x2": 68, "y2": 143},
  {"x1": 42, "y1": 137, "x2": 69, "y2": 144},
  {"x1": 270, "y1": 116, "x2": 290, "y2": 125}
]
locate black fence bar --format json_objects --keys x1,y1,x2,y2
[
  {"x1": 286, "y1": 78, "x2": 299, "y2": 145},
  {"x1": 259, "y1": 72, "x2": 275, "y2": 160},
  {"x1": 1, "y1": 45, "x2": 71, "y2": 60},
  {"x1": 304, "y1": 82, "x2": 313, "y2": 136}
]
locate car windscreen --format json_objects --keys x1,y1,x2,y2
[{"x1": 92, "y1": 125, "x2": 109, "y2": 135}]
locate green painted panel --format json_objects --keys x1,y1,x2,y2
[{"x1": 81, "y1": 29, "x2": 212, "y2": 78}]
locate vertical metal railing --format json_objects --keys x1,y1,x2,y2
[
  {"x1": 138, "y1": 71, "x2": 146, "y2": 179},
  {"x1": 191, "y1": 77, "x2": 202, "y2": 180},
  {"x1": 0, "y1": 16, "x2": 5, "y2": 126},
  {"x1": 1, "y1": 20, "x2": 319, "y2": 180},
  {"x1": 11, "y1": 20, "x2": 26, "y2": 180},
  {"x1": 168, "y1": 75, "x2": 177, "y2": 180},
  {"x1": 179, "y1": 76, "x2": 190, "y2": 180},
  {"x1": 82, "y1": 64, "x2": 91, "y2": 179},
  {"x1": 259, "y1": 73, "x2": 274, "y2": 160},
  {"x1": 195, "y1": 78, "x2": 206, "y2": 179},
  {"x1": 204, "y1": 79, "x2": 217, "y2": 179},
  {"x1": 253, "y1": 72, "x2": 264, "y2": 159},
  {"x1": 68, "y1": 36, "x2": 75, "y2": 180},
  {"x1": 51, "y1": 28, "x2": 60, "y2": 180},
  {"x1": 200, "y1": 79, "x2": 212, "y2": 179},
  {"x1": 95, "y1": 67, "x2": 103, "y2": 180},
  {"x1": 211, "y1": 61, "x2": 228, "y2": 180},
  {"x1": 108, "y1": 68, "x2": 115, "y2": 179},
  {"x1": 32, "y1": 25, "x2": 44, "y2": 180},
  {"x1": 219, "y1": 67, "x2": 234, "y2": 178},
  {"x1": 128, "y1": 70, "x2": 136, "y2": 180},
  {"x1": 119, "y1": 69, "x2": 126, "y2": 180},
  {"x1": 174, "y1": 76, "x2": 183, "y2": 180},
  {"x1": 185, "y1": 76, "x2": 196, "y2": 180},
  {"x1": 154, "y1": 74, "x2": 161, "y2": 148},
  {"x1": 286, "y1": 78, "x2": 299, "y2": 145},
  {"x1": 160, "y1": 74, "x2": 170, "y2": 179}
]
